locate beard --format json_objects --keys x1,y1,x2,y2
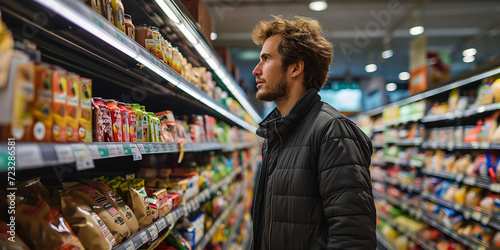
[{"x1": 256, "y1": 73, "x2": 288, "y2": 102}]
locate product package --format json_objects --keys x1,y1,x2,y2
[
  {"x1": 80, "y1": 179, "x2": 139, "y2": 234},
  {"x1": 15, "y1": 179, "x2": 84, "y2": 250},
  {"x1": 60, "y1": 194, "x2": 117, "y2": 249},
  {"x1": 63, "y1": 182, "x2": 130, "y2": 243},
  {"x1": 32, "y1": 63, "x2": 53, "y2": 141},
  {"x1": 66, "y1": 72, "x2": 80, "y2": 142},
  {"x1": 78, "y1": 77, "x2": 92, "y2": 142},
  {"x1": 51, "y1": 66, "x2": 67, "y2": 142},
  {"x1": 92, "y1": 97, "x2": 114, "y2": 142}
]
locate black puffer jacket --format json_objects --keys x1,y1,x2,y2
[{"x1": 252, "y1": 88, "x2": 376, "y2": 250}]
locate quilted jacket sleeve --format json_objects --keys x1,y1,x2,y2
[{"x1": 317, "y1": 118, "x2": 376, "y2": 249}]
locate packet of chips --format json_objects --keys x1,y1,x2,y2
[
  {"x1": 63, "y1": 182, "x2": 130, "y2": 243},
  {"x1": 60, "y1": 194, "x2": 116, "y2": 249},
  {"x1": 15, "y1": 179, "x2": 84, "y2": 249},
  {"x1": 80, "y1": 179, "x2": 139, "y2": 234}
]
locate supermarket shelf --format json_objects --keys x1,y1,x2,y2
[
  {"x1": 421, "y1": 112, "x2": 458, "y2": 123},
  {"x1": 420, "y1": 192, "x2": 500, "y2": 231},
  {"x1": 371, "y1": 160, "x2": 387, "y2": 166},
  {"x1": 375, "y1": 191, "x2": 489, "y2": 250},
  {"x1": 1, "y1": 0, "x2": 259, "y2": 132},
  {"x1": 376, "y1": 231, "x2": 395, "y2": 250},
  {"x1": 222, "y1": 202, "x2": 247, "y2": 250},
  {"x1": 372, "y1": 177, "x2": 422, "y2": 193},
  {"x1": 113, "y1": 168, "x2": 242, "y2": 250},
  {"x1": 362, "y1": 66, "x2": 500, "y2": 117},
  {"x1": 421, "y1": 169, "x2": 500, "y2": 193},
  {"x1": 373, "y1": 127, "x2": 387, "y2": 133},
  {"x1": 372, "y1": 142, "x2": 385, "y2": 148},
  {"x1": 2, "y1": 142, "x2": 254, "y2": 171},
  {"x1": 240, "y1": 222, "x2": 253, "y2": 250},
  {"x1": 422, "y1": 141, "x2": 500, "y2": 150},
  {"x1": 384, "y1": 139, "x2": 423, "y2": 147},
  {"x1": 420, "y1": 103, "x2": 500, "y2": 123},
  {"x1": 419, "y1": 210, "x2": 489, "y2": 249},
  {"x1": 377, "y1": 213, "x2": 418, "y2": 241},
  {"x1": 194, "y1": 180, "x2": 248, "y2": 250}
]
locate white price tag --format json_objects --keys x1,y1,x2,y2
[
  {"x1": 137, "y1": 144, "x2": 146, "y2": 154},
  {"x1": 148, "y1": 225, "x2": 159, "y2": 241},
  {"x1": 55, "y1": 145, "x2": 75, "y2": 164},
  {"x1": 491, "y1": 183, "x2": 500, "y2": 192},
  {"x1": 87, "y1": 145, "x2": 101, "y2": 159},
  {"x1": 116, "y1": 144, "x2": 126, "y2": 156},
  {"x1": 124, "y1": 242, "x2": 135, "y2": 250},
  {"x1": 463, "y1": 210, "x2": 471, "y2": 219},
  {"x1": 472, "y1": 211, "x2": 482, "y2": 221},
  {"x1": 71, "y1": 144, "x2": 94, "y2": 171},
  {"x1": 156, "y1": 218, "x2": 167, "y2": 232},
  {"x1": 17, "y1": 144, "x2": 44, "y2": 169},
  {"x1": 139, "y1": 231, "x2": 149, "y2": 244},
  {"x1": 130, "y1": 144, "x2": 142, "y2": 161},
  {"x1": 147, "y1": 144, "x2": 156, "y2": 152},
  {"x1": 481, "y1": 216, "x2": 491, "y2": 225},
  {"x1": 167, "y1": 213, "x2": 175, "y2": 225},
  {"x1": 106, "y1": 144, "x2": 120, "y2": 157}
]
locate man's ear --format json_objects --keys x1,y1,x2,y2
[{"x1": 290, "y1": 60, "x2": 304, "y2": 78}]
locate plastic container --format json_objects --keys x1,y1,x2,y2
[{"x1": 124, "y1": 14, "x2": 134, "y2": 39}]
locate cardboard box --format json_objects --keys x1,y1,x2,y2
[{"x1": 181, "y1": 0, "x2": 212, "y2": 43}]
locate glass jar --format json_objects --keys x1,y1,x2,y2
[
  {"x1": 150, "y1": 26, "x2": 163, "y2": 60},
  {"x1": 124, "y1": 14, "x2": 135, "y2": 39},
  {"x1": 134, "y1": 24, "x2": 152, "y2": 48}
]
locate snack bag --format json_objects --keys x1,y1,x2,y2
[
  {"x1": 127, "y1": 105, "x2": 137, "y2": 142},
  {"x1": 60, "y1": 194, "x2": 116, "y2": 248},
  {"x1": 15, "y1": 179, "x2": 84, "y2": 250},
  {"x1": 63, "y1": 182, "x2": 130, "y2": 243},
  {"x1": 0, "y1": 220, "x2": 30, "y2": 250},
  {"x1": 104, "y1": 99, "x2": 122, "y2": 142},
  {"x1": 92, "y1": 97, "x2": 114, "y2": 142},
  {"x1": 78, "y1": 77, "x2": 92, "y2": 142},
  {"x1": 117, "y1": 101, "x2": 130, "y2": 142},
  {"x1": 126, "y1": 184, "x2": 154, "y2": 228},
  {"x1": 80, "y1": 179, "x2": 139, "y2": 234}
]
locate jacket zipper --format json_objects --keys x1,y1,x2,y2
[{"x1": 269, "y1": 121, "x2": 283, "y2": 250}]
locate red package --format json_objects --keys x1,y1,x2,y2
[
  {"x1": 168, "y1": 192, "x2": 181, "y2": 210},
  {"x1": 126, "y1": 105, "x2": 137, "y2": 142},
  {"x1": 117, "y1": 101, "x2": 130, "y2": 142},
  {"x1": 104, "y1": 99, "x2": 122, "y2": 142},
  {"x1": 92, "y1": 97, "x2": 114, "y2": 142}
]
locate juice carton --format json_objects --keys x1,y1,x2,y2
[
  {"x1": 51, "y1": 66, "x2": 67, "y2": 142},
  {"x1": 78, "y1": 78, "x2": 92, "y2": 142},
  {"x1": 0, "y1": 51, "x2": 34, "y2": 141},
  {"x1": 131, "y1": 104, "x2": 143, "y2": 142},
  {"x1": 140, "y1": 106, "x2": 149, "y2": 142},
  {"x1": 66, "y1": 72, "x2": 80, "y2": 142},
  {"x1": 32, "y1": 63, "x2": 52, "y2": 141}
]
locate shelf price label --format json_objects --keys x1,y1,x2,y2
[
  {"x1": 123, "y1": 144, "x2": 132, "y2": 155},
  {"x1": 98, "y1": 145, "x2": 109, "y2": 157},
  {"x1": 106, "y1": 144, "x2": 120, "y2": 157},
  {"x1": 130, "y1": 144, "x2": 142, "y2": 161},
  {"x1": 156, "y1": 218, "x2": 167, "y2": 232},
  {"x1": 139, "y1": 231, "x2": 149, "y2": 244},
  {"x1": 161, "y1": 144, "x2": 167, "y2": 152},
  {"x1": 472, "y1": 211, "x2": 482, "y2": 221},
  {"x1": 148, "y1": 225, "x2": 159, "y2": 241},
  {"x1": 481, "y1": 216, "x2": 491, "y2": 225},
  {"x1": 137, "y1": 144, "x2": 146, "y2": 154},
  {"x1": 71, "y1": 144, "x2": 94, "y2": 171},
  {"x1": 54, "y1": 145, "x2": 76, "y2": 164},
  {"x1": 463, "y1": 210, "x2": 471, "y2": 219},
  {"x1": 491, "y1": 183, "x2": 500, "y2": 192},
  {"x1": 87, "y1": 145, "x2": 101, "y2": 159},
  {"x1": 124, "y1": 241, "x2": 135, "y2": 250},
  {"x1": 116, "y1": 144, "x2": 126, "y2": 156}
]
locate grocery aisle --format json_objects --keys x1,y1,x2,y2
[
  {"x1": 358, "y1": 65, "x2": 500, "y2": 249},
  {"x1": 0, "y1": 0, "x2": 260, "y2": 249}
]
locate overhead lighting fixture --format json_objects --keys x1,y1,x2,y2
[
  {"x1": 409, "y1": 12, "x2": 424, "y2": 36},
  {"x1": 462, "y1": 48, "x2": 477, "y2": 57},
  {"x1": 210, "y1": 32, "x2": 218, "y2": 41},
  {"x1": 386, "y1": 82, "x2": 397, "y2": 92},
  {"x1": 381, "y1": 49, "x2": 393, "y2": 59},
  {"x1": 463, "y1": 55, "x2": 475, "y2": 63},
  {"x1": 177, "y1": 23, "x2": 198, "y2": 45},
  {"x1": 309, "y1": 0, "x2": 328, "y2": 11},
  {"x1": 399, "y1": 72, "x2": 411, "y2": 81},
  {"x1": 155, "y1": 0, "x2": 180, "y2": 24},
  {"x1": 194, "y1": 43, "x2": 210, "y2": 59},
  {"x1": 365, "y1": 63, "x2": 377, "y2": 73}
]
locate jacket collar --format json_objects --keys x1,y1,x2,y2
[{"x1": 257, "y1": 88, "x2": 320, "y2": 139}]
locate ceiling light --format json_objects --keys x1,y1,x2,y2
[
  {"x1": 155, "y1": 0, "x2": 180, "y2": 23},
  {"x1": 365, "y1": 63, "x2": 377, "y2": 73},
  {"x1": 194, "y1": 43, "x2": 210, "y2": 59},
  {"x1": 210, "y1": 32, "x2": 218, "y2": 41},
  {"x1": 463, "y1": 55, "x2": 475, "y2": 63},
  {"x1": 177, "y1": 23, "x2": 198, "y2": 45},
  {"x1": 381, "y1": 49, "x2": 393, "y2": 59},
  {"x1": 462, "y1": 48, "x2": 477, "y2": 57},
  {"x1": 409, "y1": 26, "x2": 424, "y2": 36},
  {"x1": 386, "y1": 83, "x2": 397, "y2": 92},
  {"x1": 309, "y1": 0, "x2": 328, "y2": 11},
  {"x1": 399, "y1": 72, "x2": 410, "y2": 81}
]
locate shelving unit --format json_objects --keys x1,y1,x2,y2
[
  {"x1": 365, "y1": 64, "x2": 500, "y2": 249},
  {"x1": 0, "y1": 0, "x2": 259, "y2": 249}
]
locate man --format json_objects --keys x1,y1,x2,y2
[{"x1": 251, "y1": 16, "x2": 376, "y2": 249}]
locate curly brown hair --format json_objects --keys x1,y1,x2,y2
[{"x1": 252, "y1": 16, "x2": 333, "y2": 91}]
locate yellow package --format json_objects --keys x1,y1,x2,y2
[
  {"x1": 66, "y1": 72, "x2": 80, "y2": 142},
  {"x1": 78, "y1": 77, "x2": 92, "y2": 142},
  {"x1": 51, "y1": 67, "x2": 67, "y2": 142},
  {"x1": 32, "y1": 63, "x2": 53, "y2": 141}
]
